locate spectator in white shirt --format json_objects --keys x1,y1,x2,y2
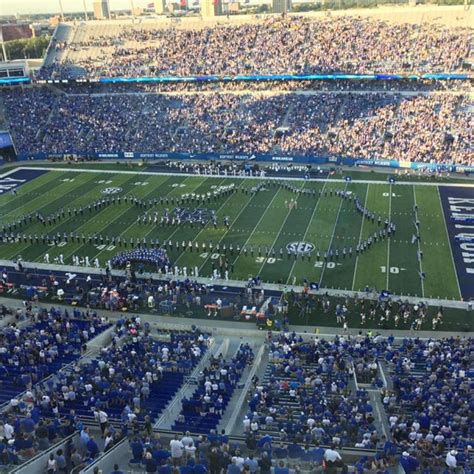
[{"x1": 170, "y1": 435, "x2": 184, "y2": 465}]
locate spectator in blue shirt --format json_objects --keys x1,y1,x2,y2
[
  {"x1": 226, "y1": 457, "x2": 241, "y2": 474},
  {"x1": 110, "y1": 465, "x2": 124, "y2": 474},
  {"x1": 400, "y1": 451, "x2": 420, "y2": 474},
  {"x1": 130, "y1": 437, "x2": 144, "y2": 462},
  {"x1": 86, "y1": 436, "x2": 99, "y2": 459},
  {"x1": 274, "y1": 461, "x2": 290, "y2": 474}
]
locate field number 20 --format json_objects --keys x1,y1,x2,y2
[
  {"x1": 380, "y1": 266, "x2": 400, "y2": 274},
  {"x1": 314, "y1": 261, "x2": 336, "y2": 268}
]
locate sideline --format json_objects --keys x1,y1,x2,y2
[
  {"x1": 2, "y1": 166, "x2": 474, "y2": 187},
  {"x1": 0, "y1": 259, "x2": 470, "y2": 310},
  {"x1": 0, "y1": 296, "x2": 471, "y2": 339}
]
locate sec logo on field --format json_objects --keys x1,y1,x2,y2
[
  {"x1": 102, "y1": 187, "x2": 122, "y2": 195},
  {"x1": 286, "y1": 242, "x2": 315, "y2": 254}
]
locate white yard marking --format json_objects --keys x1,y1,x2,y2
[
  {"x1": 319, "y1": 183, "x2": 348, "y2": 286},
  {"x1": 413, "y1": 186, "x2": 425, "y2": 297},
  {"x1": 255, "y1": 182, "x2": 306, "y2": 277},
  {"x1": 286, "y1": 181, "x2": 328, "y2": 285},
  {"x1": 230, "y1": 188, "x2": 285, "y2": 271},
  {"x1": 352, "y1": 184, "x2": 370, "y2": 291},
  {"x1": 386, "y1": 184, "x2": 392, "y2": 290}
]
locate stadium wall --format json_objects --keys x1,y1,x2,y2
[{"x1": 15, "y1": 151, "x2": 474, "y2": 173}]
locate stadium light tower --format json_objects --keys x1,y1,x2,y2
[
  {"x1": 130, "y1": 0, "x2": 135, "y2": 16},
  {"x1": 0, "y1": 35, "x2": 7, "y2": 62},
  {"x1": 58, "y1": 0, "x2": 65, "y2": 21},
  {"x1": 83, "y1": 0, "x2": 89, "y2": 20}
]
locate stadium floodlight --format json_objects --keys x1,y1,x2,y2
[
  {"x1": 58, "y1": 0, "x2": 65, "y2": 21},
  {"x1": 0, "y1": 29, "x2": 7, "y2": 62}
]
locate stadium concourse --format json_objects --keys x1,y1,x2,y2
[{"x1": 0, "y1": 298, "x2": 472, "y2": 474}]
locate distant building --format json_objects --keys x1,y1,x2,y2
[
  {"x1": 93, "y1": 0, "x2": 110, "y2": 19},
  {"x1": 49, "y1": 16, "x2": 61, "y2": 27},
  {"x1": 272, "y1": 0, "x2": 291, "y2": 13},
  {"x1": 154, "y1": 0, "x2": 167, "y2": 14},
  {"x1": 0, "y1": 24, "x2": 34, "y2": 42},
  {"x1": 228, "y1": 2, "x2": 240, "y2": 12},
  {"x1": 201, "y1": 0, "x2": 216, "y2": 17},
  {"x1": 201, "y1": 0, "x2": 224, "y2": 16}
]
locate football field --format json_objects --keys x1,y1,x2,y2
[{"x1": 0, "y1": 166, "x2": 471, "y2": 301}]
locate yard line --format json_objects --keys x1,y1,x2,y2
[
  {"x1": 53, "y1": 175, "x2": 178, "y2": 263},
  {"x1": 92, "y1": 176, "x2": 203, "y2": 262},
  {"x1": 436, "y1": 186, "x2": 462, "y2": 299},
  {"x1": 286, "y1": 181, "x2": 328, "y2": 285},
  {"x1": 171, "y1": 180, "x2": 241, "y2": 265},
  {"x1": 9, "y1": 173, "x2": 131, "y2": 261},
  {"x1": 229, "y1": 187, "x2": 285, "y2": 272},
  {"x1": 386, "y1": 184, "x2": 392, "y2": 290},
  {"x1": 319, "y1": 182, "x2": 348, "y2": 287},
  {"x1": 1, "y1": 172, "x2": 97, "y2": 221},
  {"x1": 256, "y1": 182, "x2": 306, "y2": 278},
  {"x1": 351, "y1": 184, "x2": 370, "y2": 291},
  {"x1": 197, "y1": 185, "x2": 260, "y2": 273},
  {"x1": 412, "y1": 186, "x2": 425, "y2": 297}
]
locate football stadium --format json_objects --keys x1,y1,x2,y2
[{"x1": 0, "y1": 2, "x2": 472, "y2": 474}]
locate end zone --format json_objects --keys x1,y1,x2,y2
[
  {"x1": 439, "y1": 186, "x2": 474, "y2": 300},
  {"x1": 0, "y1": 168, "x2": 49, "y2": 195}
]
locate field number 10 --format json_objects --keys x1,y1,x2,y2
[{"x1": 380, "y1": 266, "x2": 400, "y2": 274}]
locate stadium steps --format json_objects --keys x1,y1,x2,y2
[
  {"x1": 42, "y1": 23, "x2": 75, "y2": 68},
  {"x1": 217, "y1": 341, "x2": 261, "y2": 433},
  {"x1": 331, "y1": 95, "x2": 350, "y2": 130},
  {"x1": 171, "y1": 343, "x2": 252, "y2": 434}
]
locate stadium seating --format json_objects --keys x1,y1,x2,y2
[
  {"x1": 1, "y1": 87, "x2": 472, "y2": 165},
  {"x1": 245, "y1": 333, "x2": 377, "y2": 448},
  {"x1": 382, "y1": 337, "x2": 473, "y2": 451},
  {"x1": 36, "y1": 332, "x2": 208, "y2": 425},
  {"x1": 0, "y1": 313, "x2": 111, "y2": 405},
  {"x1": 38, "y1": 17, "x2": 471, "y2": 79},
  {"x1": 172, "y1": 343, "x2": 254, "y2": 433}
]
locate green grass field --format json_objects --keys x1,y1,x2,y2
[{"x1": 0, "y1": 167, "x2": 464, "y2": 301}]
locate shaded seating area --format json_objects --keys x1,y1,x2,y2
[{"x1": 173, "y1": 343, "x2": 254, "y2": 433}]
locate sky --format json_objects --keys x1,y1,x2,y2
[{"x1": 0, "y1": 0, "x2": 153, "y2": 16}]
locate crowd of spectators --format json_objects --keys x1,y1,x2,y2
[
  {"x1": 382, "y1": 336, "x2": 473, "y2": 468},
  {"x1": 2, "y1": 87, "x2": 472, "y2": 165},
  {"x1": 245, "y1": 332, "x2": 378, "y2": 450},
  {"x1": 243, "y1": 332, "x2": 473, "y2": 471},
  {"x1": 0, "y1": 291, "x2": 472, "y2": 473},
  {"x1": 40, "y1": 17, "x2": 471, "y2": 79},
  {"x1": 0, "y1": 307, "x2": 211, "y2": 469},
  {"x1": 0, "y1": 307, "x2": 110, "y2": 404},
  {"x1": 29, "y1": 319, "x2": 209, "y2": 428}
]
